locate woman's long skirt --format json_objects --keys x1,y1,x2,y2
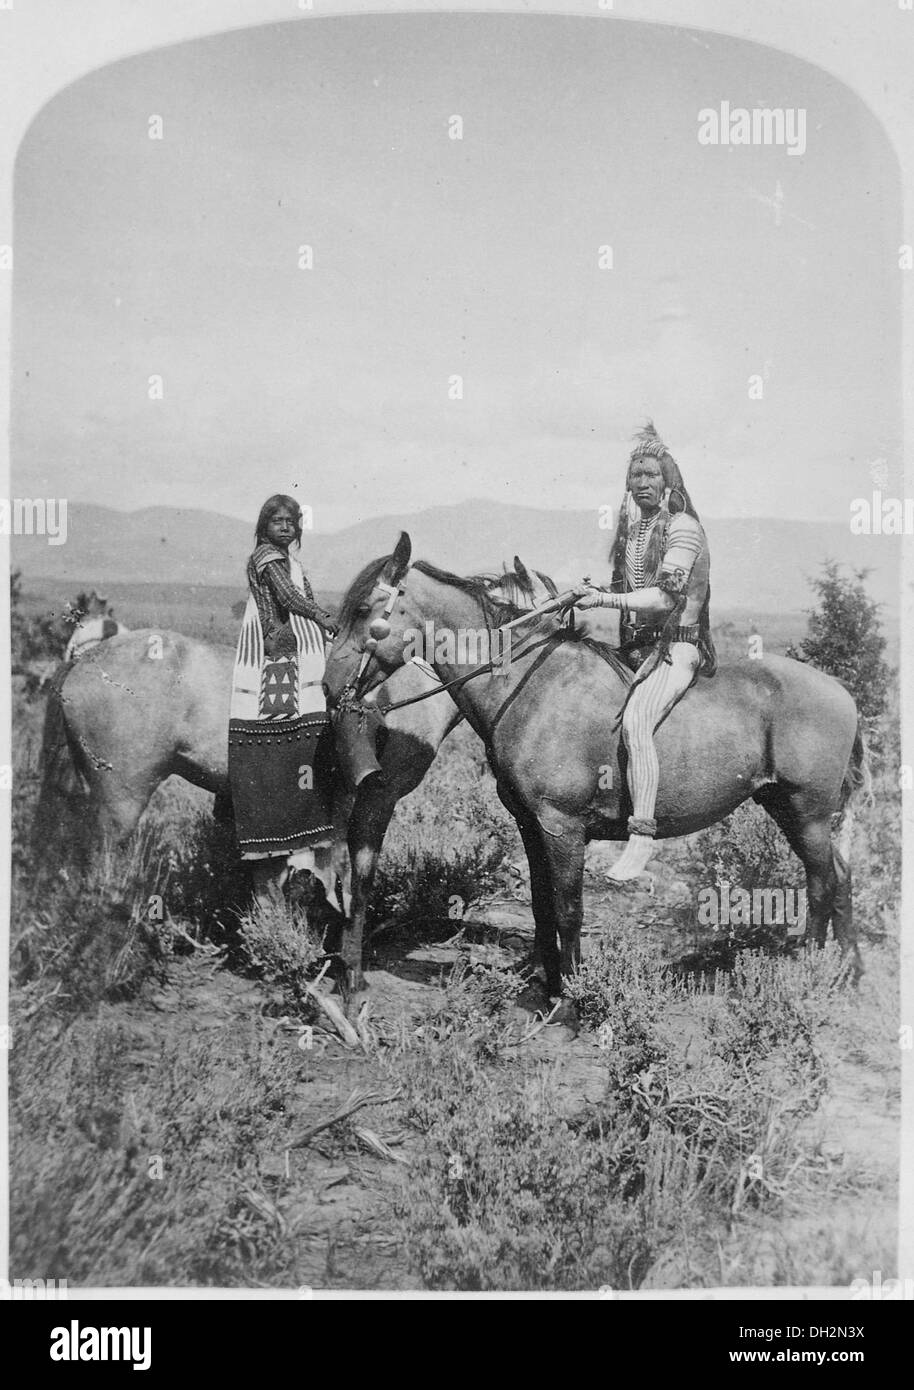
[{"x1": 228, "y1": 597, "x2": 332, "y2": 860}]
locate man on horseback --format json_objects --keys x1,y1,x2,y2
[{"x1": 570, "y1": 422, "x2": 717, "y2": 881}]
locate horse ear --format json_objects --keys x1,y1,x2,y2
[
  {"x1": 513, "y1": 555, "x2": 532, "y2": 589},
  {"x1": 390, "y1": 531, "x2": 412, "y2": 582}
]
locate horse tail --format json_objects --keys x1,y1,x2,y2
[
  {"x1": 840, "y1": 716, "x2": 872, "y2": 810},
  {"x1": 32, "y1": 664, "x2": 88, "y2": 862},
  {"x1": 837, "y1": 715, "x2": 872, "y2": 863}
]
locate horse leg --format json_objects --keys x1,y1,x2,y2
[
  {"x1": 757, "y1": 790, "x2": 862, "y2": 974},
  {"x1": 536, "y1": 809, "x2": 586, "y2": 991},
  {"x1": 212, "y1": 787, "x2": 234, "y2": 825},
  {"x1": 829, "y1": 842, "x2": 862, "y2": 976},
  {"x1": 511, "y1": 805, "x2": 560, "y2": 1011},
  {"x1": 342, "y1": 780, "x2": 401, "y2": 994},
  {"x1": 67, "y1": 777, "x2": 153, "y2": 868},
  {"x1": 499, "y1": 790, "x2": 584, "y2": 1005}
]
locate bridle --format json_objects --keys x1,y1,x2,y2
[{"x1": 336, "y1": 577, "x2": 405, "y2": 714}]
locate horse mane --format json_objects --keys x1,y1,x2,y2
[
  {"x1": 411, "y1": 560, "x2": 527, "y2": 626},
  {"x1": 337, "y1": 555, "x2": 395, "y2": 632},
  {"x1": 413, "y1": 560, "x2": 631, "y2": 680}
]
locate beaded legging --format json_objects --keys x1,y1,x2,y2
[{"x1": 621, "y1": 641, "x2": 700, "y2": 830}]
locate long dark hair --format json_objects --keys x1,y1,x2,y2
[
  {"x1": 611, "y1": 422, "x2": 701, "y2": 580},
  {"x1": 254, "y1": 494, "x2": 303, "y2": 548}
]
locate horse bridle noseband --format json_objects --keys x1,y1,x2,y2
[{"x1": 337, "y1": 577, "x2": 404, "y2": 712}]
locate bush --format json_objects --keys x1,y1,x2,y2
[
  {"x1": 10, "y1": 571, "x2": 100, "y2": 697},
  {"x1": 392, "y1": 1044, "x2": 651, "y2": 1290},
  {"x1": 369, "y1": 724, "x2": 520, "y2": 928},
  {"x1": 786, "y1": 561, "x2": 890, "y2": 735},
  {"x1": 387, "y1": 933, "x2": 848, "y2": 1290},
  {"x1": 9, "y1": 1015, "x2": 309, "y2": 1286},
  {"x1": 664, "y1": 801, "x2": 806, "y2": 970},
  {"x1": 235, "y1": 905, "x2": 324, "y2": 1020}
]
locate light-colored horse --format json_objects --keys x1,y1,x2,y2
[{"x1": 32, "y1": 560, "x2": 552, "y2": 923}]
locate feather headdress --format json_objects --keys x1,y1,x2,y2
[
  {"x1": 629, "y1": 419, "x2": 673, "y2": 464},
  {"x1": 625, "y1": 421, "x2": 696, "y2": 518}
]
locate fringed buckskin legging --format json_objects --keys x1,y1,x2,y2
[{"x1": 621, "y1": 642, "x2": 701, "y2": 832}]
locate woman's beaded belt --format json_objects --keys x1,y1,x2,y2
[{"x1": 622, "y1": 621, "x2": 702, "y2": 646}]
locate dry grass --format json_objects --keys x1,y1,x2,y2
[{"x1": 7, "y1": 649, "x2": 900, "y2": 1291}]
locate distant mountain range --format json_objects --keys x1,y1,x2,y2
[{"x1": 11, "y1": 499, "x2": 901, "y2": 615}]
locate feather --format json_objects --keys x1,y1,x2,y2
[{"x1": 630, "y1": 419, "x2": 670, "y2": 461}]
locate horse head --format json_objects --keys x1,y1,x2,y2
[
  {"x1": 324, "y1": 532, "x2": 414, "y2": 705},
  {"x1": 327, "y1": 536, "x2": 564, "y2": 708}
]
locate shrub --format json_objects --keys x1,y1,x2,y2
[
  {"x1": 235, "y1": 905, "x2": 324, "y2": 1020},
  {"x1": 9, "y1": 1015, "x2": 309, "y2": 1286},
  {"x1": 389, "y1": 933, "x2": 848, "y2": 1290},
  {"x1": 368, "y1": 724, "x2": 520, "y2": 928},
  {"x1": 786, "y1": 561, "x2": 890, "y2": 736}
]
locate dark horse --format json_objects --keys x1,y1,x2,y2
[{"x1": 324, "y1": 534, "x2": 866, "y2": 1003}]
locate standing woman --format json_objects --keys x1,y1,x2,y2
[
  {"x1": 572, "y1": 423, "x2": 717, "y2": 881},
  {"x1": 229, "y1": 494, "x2": 340, "y2": 908}
]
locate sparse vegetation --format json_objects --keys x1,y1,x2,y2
[
  {"x1": 786, "y1": 559, "x2": 891, "y2": 738},
  {"x1": 8, "y1": 580, "x2": 899, "y2": 1290}
]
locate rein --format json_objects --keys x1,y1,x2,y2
[{"x1": 339, "y1": 657, "x2": 502, "y2": 720}]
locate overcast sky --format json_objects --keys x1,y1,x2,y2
[{"x1": 10, "y1": 13, "x2": 901, "y2": 532}]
